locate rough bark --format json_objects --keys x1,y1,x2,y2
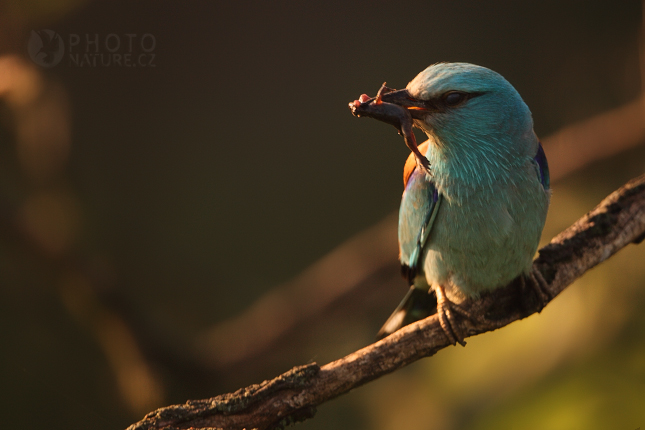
[{"x1": 127, "y1": 173, "x2": 645, "y2": 430}]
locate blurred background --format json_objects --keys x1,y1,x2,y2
[{"x1": 1, "y1": 1, "x2": 645, "y2": 429}]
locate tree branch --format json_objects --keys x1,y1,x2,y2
[{"x1": 127, "y1": 173, "x2": 645, "y2": 430}]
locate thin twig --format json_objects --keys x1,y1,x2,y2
[{"x1": 128, "y1": 173, "x2": 645, "y2": 430}]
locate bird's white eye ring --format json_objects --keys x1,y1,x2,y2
[{"x1": 443, "y1": 92, "x2": 467, "y2": 107}]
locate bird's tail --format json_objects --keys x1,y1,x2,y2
[{"x1": 376, "y1": 286, "x2": 437, "y2": 340}]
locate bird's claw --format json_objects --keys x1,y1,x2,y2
[
  {"x1": 435, "y1": 285, "x2": 469, "y2": 346},
  {"x1": 525, "y1": 268, "x2": 551, "y2": 311}
]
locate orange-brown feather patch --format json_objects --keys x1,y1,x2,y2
[{"x1": 403, "y1": 141, "x2": 429, "y2": 187}]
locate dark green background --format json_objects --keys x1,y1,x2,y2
[{"x1": 1, "y1": 1, "x2": 644, "y2": 429}]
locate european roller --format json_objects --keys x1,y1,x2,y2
[{"x1": 349, "y1": 63, "x2": 551, "y2": 345}]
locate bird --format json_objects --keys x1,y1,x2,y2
[{"x1": 350, "y1": 62, "x2": 550, "y2": 345}]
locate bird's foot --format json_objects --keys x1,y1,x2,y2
[
  {"x1": 523, "y1": 268, "x2": 551, "y2": 311},
  {"x1": 435, "y1": 285, "x2": 476, "y2": 347}
]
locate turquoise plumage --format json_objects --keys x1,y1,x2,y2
[{"x1": 351, "y1": 63, "x2": 551, "y2": 344}]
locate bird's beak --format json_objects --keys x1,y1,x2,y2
[
  {"x1": 351, "y1": 85, "x2": 438, "y2": 121},
  {"x1": 377, "y1": 88, "x2": 437, "y2": 119}
]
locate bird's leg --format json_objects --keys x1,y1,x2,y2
[{"x1": 435, "y1": 285, "x2": 467, "y2": 347}]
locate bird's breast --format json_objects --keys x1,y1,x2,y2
[{"x1": 402, "y1": 160, "x2": 549, "y2": 296}]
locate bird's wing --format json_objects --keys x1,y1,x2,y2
[
  {"x1": 379, "y1": 147, "x2": 440, "y2": 339},
  {"x1": 399, "y1": 142, "x2": 442, "y2": 284},
  {"x1": 534, "y1": 141, "x2": 550, "y2": 190}
]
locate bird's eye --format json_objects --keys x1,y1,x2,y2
[{"x1": 444, "y1": 92, "x2": 467, "y2": 107}]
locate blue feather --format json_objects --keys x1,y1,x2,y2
[
  {"x1": 399, "y1": 168, "x2": 441, "y2": 283},
  {"x1": 534, "y1": 142, "x2": 550, "y2": 190}
]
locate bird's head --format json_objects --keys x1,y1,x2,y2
[{"x1": 378, "y1": 63, "x2": 538, "y2": 182}]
